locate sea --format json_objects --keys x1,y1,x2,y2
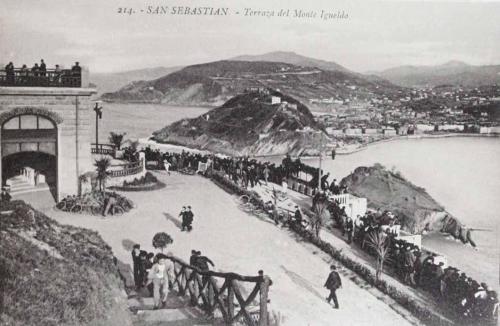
[{"x1": 94, "y1": 102, "x2": 500, "y2": 290}]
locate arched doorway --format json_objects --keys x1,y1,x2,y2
[{"x1": 1, "y1": 114, "x2": 58, "y2": 200}]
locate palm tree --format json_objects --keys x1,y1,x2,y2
[
  {"x1": 311, "y1": 200, "x2": 330, "y2": 238},
  {"x1": 94, "y1": 157, "x2": 111, "y2": 192},
  {"x1": 108, "y1": 132, "x2": 126, "y2": 150},
  {"x1": 366, "y1": 230, "x2": 391, "y2": 283}
]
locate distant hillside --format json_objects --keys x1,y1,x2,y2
[
  {"x1": 231, "y1": 51, "x2": 351, "y2": 73},
  {"x1": 152, "y1": 90, "x2": 328, "y2": 156},
  {"x1": 92, "y1": 66, "x2": 181, "y2": 95},
  {"x1": 101, "y1": 60, "x2": 402, "y2": 107},
  {"x1": 375, "y1": 61, "x2": 500, "y2": 88}
]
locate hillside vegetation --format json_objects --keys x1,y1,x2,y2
[
  {"x1": 152, "y1": 90, "x2": 328, "y2": 156},
  {"x1": 0, "y1": 201, "x2": 132, "y2": 326},
  {"x1": 101, "y1": 60, "x2": 401, "y2": 107},
  {"x1": 340, "y1": 165, "x2": 446, "y2": 232}
]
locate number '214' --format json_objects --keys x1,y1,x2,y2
[{"x1": 117, "y1": 8, "x2": 134, "y2": 15}]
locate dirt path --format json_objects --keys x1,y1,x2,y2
[{"x1": 47, "y1": 172, "x2": 418, "y2": 326}]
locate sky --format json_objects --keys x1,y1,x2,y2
[{"x1": 1, "y1": 0, "x2": 499, "y2": 73}]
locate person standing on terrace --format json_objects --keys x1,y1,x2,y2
[
  {"x1": 39, "y1": 59, "x2": 46, "y2": 76},
  {"x1": 5, "y1": 62, "x2": 15, "y2": 84},
  {"x1": 71, "y1": 61, "x2": 81, "y2": 75},
  {"x1": 31, "y1": 63, "x2": 40, "y2": 77}
]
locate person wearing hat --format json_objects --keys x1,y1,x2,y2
[
  {"x1": 189, "y1": 249, "x2": 199, "y2": 266},
  {"x1": 179, "y1": 206, "x2": 187, "y2": 231},
  {"x1": 147, "y1": 253, "x2": 174, "y2": 309},
  {"x1": 294, "y1": 205, "x2": 303, "y2": 227},
  {"x1": 324, "y1": 264, "x2": 342, "y2": 309},
  {"x1": 185, "y1": 206, "x2": 194, "y2": 231},
  {"x1": 131, "y1": 244, "x2": 142, "y2": 289}
]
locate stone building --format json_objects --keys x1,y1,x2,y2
[{"x1": 0, "y1": 66, "x2": 96, "y2": 201}]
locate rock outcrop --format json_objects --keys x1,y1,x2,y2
[{"x1": 340, "y1": 164, "x2": 475, "y2": 246}]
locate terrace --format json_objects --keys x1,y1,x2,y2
[{"x1": 0, "y1": 68, "x2": 81, "y2": 88}]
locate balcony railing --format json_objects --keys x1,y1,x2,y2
[
  {"x1": 91, "y1": 143, "x2": 116, "y2": 156},
  {"x1": 109, "y1": 159, "x2": 144, "y2": 177},
  {"x1": 0, "y1": 68, "x2": 81, "y2": 87}
]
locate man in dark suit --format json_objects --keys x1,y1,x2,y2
[
  {"x1": 131, "y1": 244, "x2": 142, "y2": 289},
  {"x1": 324, "y1": 265, "x2": 342, "y2": 309},
  {"x1": 185, "y1": 206, "x2": 194, "y2": 231}
]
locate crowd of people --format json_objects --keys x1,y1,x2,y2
[
  {"x1": 3, "y1": 60, "x2": 81, "y2": 85},
  {"x1": 131, "y1": 244, "x2": 214, "y2": 310},
  {"x1": 138, "y1": 146, "x2": 498, "y2": 323},
  {"x1": 324, "y1": 197, "x2": 498, "y2": 324}
]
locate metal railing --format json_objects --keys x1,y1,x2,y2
[
  {"x1": 91, "y1": 143, "x2": 116, "y2": 155},
  {"x1": 0, "y1": 68, "x2": 81, "y2": 87}
]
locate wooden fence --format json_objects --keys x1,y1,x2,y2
[{"x1": 167, "y1": 255, "x2": 272, "y2": 326}]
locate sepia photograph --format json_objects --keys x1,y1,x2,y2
[{"x1": 0, "y1": 0, "x2": 499, "y2": 325}]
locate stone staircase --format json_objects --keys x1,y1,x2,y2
[
  {"x1": 127, "y1": 288, "x2": 215, "y2": 326},
  {"x1": 6, "y1": 175, "x2": 49, "y2": 196}
]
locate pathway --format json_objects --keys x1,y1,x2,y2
[{"x1": 46, "y1": 171, "x2": 418, "y2": 326}]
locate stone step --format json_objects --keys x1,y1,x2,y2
[
  {"x1": 133, "y1": 308, "x2": 213, "y2": 325},
  {"x1": 10, "y1": 184, "x2": 50, "y2": 196}
]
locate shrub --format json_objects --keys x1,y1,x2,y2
[{"x1": 152, "y1": 232, "x2": 173, "y2": 252}]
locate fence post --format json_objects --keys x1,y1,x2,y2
[
  {"x1": 258, "y1": 271, "x2": 270, "y2": 326},
  {"x1": 228, "y1": 280, "x2": 235, "y2": 320}
]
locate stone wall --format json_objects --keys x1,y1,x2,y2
[{"x1": 0, "y1": 87, "x2": 97, "y2": 200}]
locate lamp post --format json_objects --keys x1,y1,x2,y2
[
  {"x1": 317, "y1": 131, "x2": 324, "y2": 191},
  {"x1": 93, "y1": 102, "x2": 103, "y2": 148}
]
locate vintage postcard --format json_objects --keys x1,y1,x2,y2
[{"x1": 0, "y1": 1, "x2": 499, "y2": 325}]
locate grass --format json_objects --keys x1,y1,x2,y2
[{"x1": 0, "y1": 201, "x2": 132, "y2": 326}]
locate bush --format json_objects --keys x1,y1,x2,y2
[{"x1": 152, "y1": 232, "x2": 173, "y2": 252}]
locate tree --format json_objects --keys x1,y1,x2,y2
[
  {"x1": 109, "y1": 132, "x2": 126, "y2": 150},
  {"x1": 366, "y1": 230, "x2": 391, "y2": 283},
  {"x1": 311, "y1": 199, "x2": 330, "y2": 238},
  {"x1": 152, "y1": 232, "x2": 173, "y2": 252},
  {"x1": 123, "y1": 140, "x2": 139, "y2": 162},
  {"x1": 94, "y1": 157, "x2": 111, "y2": 192}
]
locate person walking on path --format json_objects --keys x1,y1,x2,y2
[
  {"x1": 148, "y1": 254, "x2": 174, "y2": 309},
  {"x1": 179, "y1": 206, "x2": 188, "y2": 231},
  {"x1": 324, "y1": 265, "x2": 342, "y2": 309},
  {"x1": 131, "y1": 244, "x2": 142, "y2": 289},
  {"x1": 163, "y1": 159, "x2": 171, "y2": 175},
  {"x1": 185, "y1": 206, "x2": 194, "y2": 231}
]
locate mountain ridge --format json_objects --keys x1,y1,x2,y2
[
  {"x1": 101, "y1": 59, "x2": 402, "y2": 107},
  {"x1": 374, "y1": 61, "x2": 500, "y2": 88}
]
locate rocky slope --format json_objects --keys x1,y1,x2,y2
[
  {"x1": 101, "y1": 60, "x2": 402, "y2": 107},
  {"x1": 0, "y1": 200, "x2": 132, "y2": 326},
  {"x1": 152, "y1": 90, "x2": 329, "y2": 156},
  {"x1": 340, "y1": 164, "x2": 475, "y2": 245}
]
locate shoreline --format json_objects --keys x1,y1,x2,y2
[
  {"x1": 139, "y1": 132, "x2": 499, "y2": 159},
  {"x1": 334, "y1": 132, "x2": 500, "y2": 156}
]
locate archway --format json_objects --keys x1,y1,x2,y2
[{"x1": 1, "y1": 113, "x2": 58, "y2": 200}]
